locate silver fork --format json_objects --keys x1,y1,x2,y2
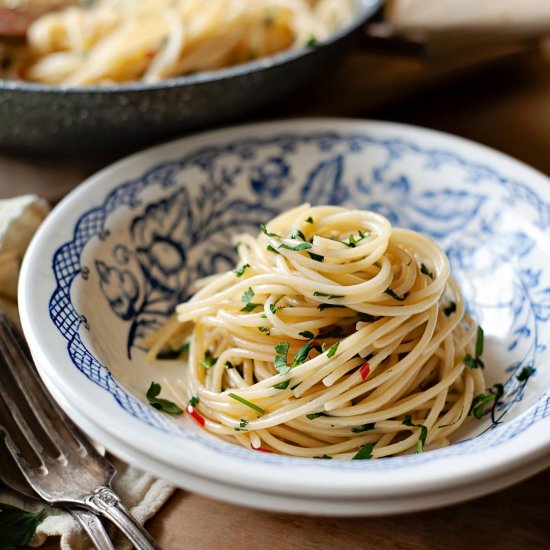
[
  {"x1": 0, "y1": 441, "x2": 115, "y2": 550},
  {"x1": 0, "y1": 308, "x2": 160, "y2": 550}
]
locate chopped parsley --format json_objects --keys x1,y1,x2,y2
[
  {"x1": 242, "y1": 286, "x2": 254, "y2": 302},
  {"x1": 199, "y1": 350, "x2": 217, "y2": 369},
  {"x1": 0, "y1": 504, "x2": 44, "y2": 549},
  {"x1": 306, "y1": 412, "x2": 326, "y2": 420},
  {"x1": 291, "y1": 338, "x2": 320, "y2": 367},
  {"x1": 279, "y1": 242, "x2": 313, "y2": 251},
  {"x1": 291, "y1": 229, "x2": 307, "y2": 241},
  {"x1": 307, "y1": 252, "x2": 325, "y2": 262},
  {"x1": 260, "y1": 224, "x2": 279, "y2": 237},
  {"x1": 516, "y1": 365, "x2": 535, "y2": 382},
  {"x1": 258, "y1": 327, "x2": 271, "y2": 335},
  {"x1": 464, "y1": 326, "x2": 485, "y2": 369},
  {"x1": 273, "y1": 380, "x2": 290, "y2": 390},
  {"x1": 476, "y1": 326, "x2": 484, "y2": 357},
  {"x1": 469, "y1": 393, "x2": 495, "y2": 419},
  {"x1": 463, "y1": 354, "x2": 478, "y2": 369},
  {"x1": 327, "y1": 342, "x2": 339, "y2": 358},
  {"x1": 235, "y1": 419, "x2": 249, "y2": 431},
  {"x1": 266, "y1": 245, "x2": 279, "y2": 254},
  {"x1": 180, "y1": 342, "x2": 190, "y2": 354},
  {"x1": 299, "y1": 330, "x2": 315, "y2": 339},
  {"x1": 146, "y1": 382, "x2": 183, "y2": 415},
  {"x1": 351, "y1": 423, "x2": 375, "y2": 433},
  {"x1": 188, "y1": 396, "x2": 199, "y2": 407},
  {"x1": 347, "y1": 234, "x2": 359, "y2": 248},
  {"x1": 402, "y1": 415, "x2": 428, "y2": 453},
  {"x1": 420, "y1": 263, "x2": 434, "y2": 278},
  {"x1": 306, "y1": 216, "x2": 314, "y2": 224},
  {"x1": 156, "y1": 341, "x2": 190, "y2": 360},
  {"x1": 352, "y1": 442, "x2": 374, "y2": 460},
  {"x1": 274, "y1": 342, "x2": 290, "y2": 374},
  {"x1": 240, "y1": 287, "x2": 261, "y2": 312},
  {"x1": 228, "y1": 393, "x2": 265, "y2": 414},
  {"x1": 269, "y1": 303, "x2": 282, "y2": 314},
  {"x1": 346, "y1": 232, "x2": 367, "y2": 248},
  {"x1": 385, "y1": 289, "x2": 410, "y2": 302},
  {"x1": 314, "y1": 292, "x2": 344, "y2": 299},
  {"x1": 443, "y1": 301, "x2": 457, "y2": 316},
  {"x1": 234, "y1": 264, "x2": 251, "y2": 277},
  {"x1": 305, "y1": 36, "x2": 318, "y2": 47}
]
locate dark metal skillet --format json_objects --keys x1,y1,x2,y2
[{"x1": 0, "y1": 0, "x2": 383, "y2": 153}]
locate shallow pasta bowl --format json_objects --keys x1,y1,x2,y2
[{"x1": 19, "y1": 119, "x2": 550, "y2": 515}]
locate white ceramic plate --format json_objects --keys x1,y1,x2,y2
[{"x1": 19, "y1": 119, "x2": 550, "y2": 514}]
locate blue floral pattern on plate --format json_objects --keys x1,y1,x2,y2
[{"x1": 48, "y1": 131, "x2": 550, "y2": 469}]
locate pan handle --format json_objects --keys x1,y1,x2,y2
[{"x1": 361, "y1": 22, "x2": 427, "y2": 57}]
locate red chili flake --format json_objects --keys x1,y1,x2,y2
[
  {"x1": 251, "y1": 445, "x2": 273, "y2": 453},
  {"x1": 186, "y1": 405, "x2": 205, "y2": 427},
  {"x1": 146, "y1": 50, "x2": 157, "y2": 59},
  {"x1": 359, "y1": 362, "x2": 371, "y2": 380}
]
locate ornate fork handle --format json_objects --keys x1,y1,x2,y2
[
  {"x1": 70, "y1": 509, "x2": 116, "y2": 550},
  {"x1": 84, "y1": 487, "x2": 160, "y2": 550}
]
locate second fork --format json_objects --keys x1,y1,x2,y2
[{"x1": 0, "y1": 307, "x2": 160, "y2": 550}]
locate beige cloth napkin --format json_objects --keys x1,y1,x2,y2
[
  {"x1": 0, "y1": 194, "x2": 49, "y2": 320},
  {"x1": 0, "y1": 195, "x2": 175, "y2": 548},
  {"x1": 0, "y1": 456, "x2": 173, "y2": 550}
]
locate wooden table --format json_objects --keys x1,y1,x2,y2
[{"x1": 4, "y1": 43, "x2": 550, "y2": 549}]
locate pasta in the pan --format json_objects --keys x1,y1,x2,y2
[{"x1": 1, "y1": 0, "x2": 356, "y2": 85}]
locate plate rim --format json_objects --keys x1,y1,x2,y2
[{"x1": 33, "y1": 356, "x2": 550, "y2": 515}]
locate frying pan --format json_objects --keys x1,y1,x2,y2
[{"x1": 0, "y1": 0, "x2": 383, "y2": 152}]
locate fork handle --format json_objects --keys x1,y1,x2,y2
[
  {"x1": 84, "y1": 487, "x2": 160, "y2": 550},
  {"x1": 70, "y1": 508, "x2": 116, "y2": 550}
]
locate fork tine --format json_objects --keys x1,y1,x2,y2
[
  {"x1": 0, "y1": 309, "x2": 158, "y2": 549},
  {"x1": 0, "y1": 419, "x2": 43, "y2": 481},
  {"x1": 0, "y1": 327, "x2": 68, "y2": 457},
  {"x1": 0, "y1": 309, "x2": 108, "y2": 466},
  {"x1": 0, "y1": 384, "x2": 46, "y2": 461},
  {"x1": 0, "y1": 310, "x2": 88, "y2": 456}
]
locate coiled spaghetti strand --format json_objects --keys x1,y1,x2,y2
[{"x1": 152, "y1": 204, "x2": 486, "y2": 459}]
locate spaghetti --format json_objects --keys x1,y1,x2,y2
[
  {"x1": 1, "y1": 0, "x2": 356, "y2": 85},
  {"x1": 151, "y1": 204, "x2": 487, "y2": 459}
]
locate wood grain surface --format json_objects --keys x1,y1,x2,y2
[{"x1": 3, "y1": 43, "x2": 550, "y2": 549}]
